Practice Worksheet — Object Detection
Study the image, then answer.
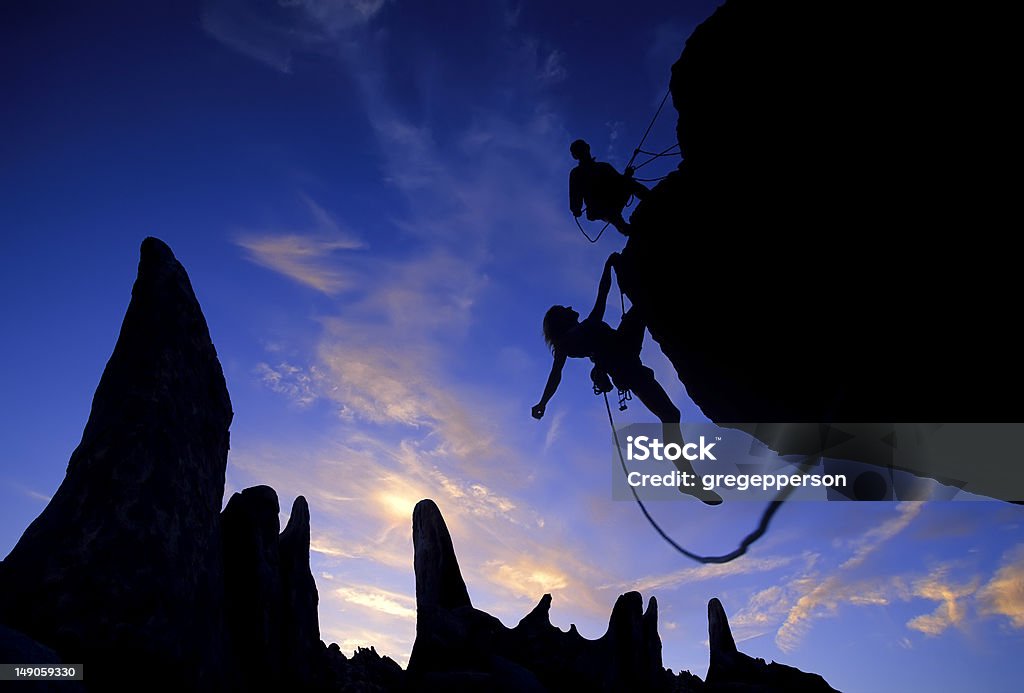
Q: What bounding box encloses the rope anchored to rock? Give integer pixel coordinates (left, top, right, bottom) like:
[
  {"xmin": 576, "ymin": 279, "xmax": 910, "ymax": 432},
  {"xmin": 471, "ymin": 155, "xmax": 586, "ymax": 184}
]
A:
[{"xmin": 573, "ymin": 87, "xmax": 680, "ymax": 244}]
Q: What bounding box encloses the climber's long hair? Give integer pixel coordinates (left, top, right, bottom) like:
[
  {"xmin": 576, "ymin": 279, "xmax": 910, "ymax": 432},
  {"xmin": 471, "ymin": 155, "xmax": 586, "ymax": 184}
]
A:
[{"xmin": 543, "ymin": 305, "xmax": 577, "ymax": 354}]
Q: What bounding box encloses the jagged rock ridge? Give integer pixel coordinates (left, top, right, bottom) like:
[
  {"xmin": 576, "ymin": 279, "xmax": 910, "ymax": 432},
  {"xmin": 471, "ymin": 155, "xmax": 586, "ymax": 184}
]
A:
[
  {"xmin": 0, "ymin": 237, "xmax": 841, "ymax": 690},
  {"xmin": 407, "ymin": 499, "xmax": 836, "ymax": 692}
]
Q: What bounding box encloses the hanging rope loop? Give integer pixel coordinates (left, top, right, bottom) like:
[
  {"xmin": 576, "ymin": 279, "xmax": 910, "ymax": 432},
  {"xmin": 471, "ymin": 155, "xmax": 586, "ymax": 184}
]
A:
[
  {"xmin": 575, "ymin": 213, "xmax": 612, "ymax": 243},
  {"xmin": 603, "ymin": 393, "xmax": 813, "ymax": 564}
]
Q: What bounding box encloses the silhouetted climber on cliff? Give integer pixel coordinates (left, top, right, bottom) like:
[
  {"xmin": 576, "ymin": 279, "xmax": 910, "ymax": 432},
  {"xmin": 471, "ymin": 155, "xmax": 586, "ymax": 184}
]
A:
[
  {"xmin": 569, "ymin": 139, "xmax": 649, "ymax": 237},
  {"xmin": 532, "ymin": 253, "xmax": 721, "ymax": 505}
]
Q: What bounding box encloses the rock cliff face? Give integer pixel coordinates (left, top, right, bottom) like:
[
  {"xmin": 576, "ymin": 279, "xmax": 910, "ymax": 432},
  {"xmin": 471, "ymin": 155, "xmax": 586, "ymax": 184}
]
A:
[
  {"xmin": 626, "ymin": 0, "xmax": 1019, "ymax": 423},
  {"xmin": 617, "ymin": 0, "xmax": 1021, "ymax": 499}
]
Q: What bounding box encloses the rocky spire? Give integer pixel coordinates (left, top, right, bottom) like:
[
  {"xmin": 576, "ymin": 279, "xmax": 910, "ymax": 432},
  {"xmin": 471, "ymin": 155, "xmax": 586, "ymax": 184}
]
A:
[
  {"xmin": 220, "ymin": 488, "xmax": 323, "ymax": 689},
  {"xmin": 706, "ymin": 597, "xmax": 838, "ymax": 691},
  {"xmin": 707, "ymin": 597, "xmax": 738, "ymax": 683},
  {"xmin": 0, "ymin": 237, "xmax": 232, "ymax": 689},
  {"xmin": 222, "ymin": 485, "xmax": 284, "ymax": 688},
  {"xmin": 604, "ymin": 592, "xmax": 664, "ymax": 689},
  {"xmin": 279, "ymin": 495, "xmax": 321, "ymax": 686},
  {"xmin": 708, "ymin": 597, "xmax": 737, "ymax": 655},
  {"xmin": 411, "ymin": 498, "xmax": 471, "ymax": 611}
]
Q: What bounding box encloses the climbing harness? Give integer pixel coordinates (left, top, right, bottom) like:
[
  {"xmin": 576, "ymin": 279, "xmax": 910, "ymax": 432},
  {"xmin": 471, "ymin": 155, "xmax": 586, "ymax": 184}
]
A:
[
  {"xmin": 616, "ymin": 388, "xmax": 632, "ymax": 412},
  {"xmin": 603, "ymin": 392, "xmax": 813, "ymax": 564},
  {"xmin": 592, "ymin": 371, "xmax": 632, "ymax": 411}
]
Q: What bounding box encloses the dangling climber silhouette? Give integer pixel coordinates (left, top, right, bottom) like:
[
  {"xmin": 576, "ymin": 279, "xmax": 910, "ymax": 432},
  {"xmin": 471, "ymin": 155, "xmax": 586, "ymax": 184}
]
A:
[
  {"xmin": 568, "ymin": 139, "xmax": 650, "ymax": 237},
  {"xmin": 531, "ymin": 252, "xmax": 722, "ymax": 505}
]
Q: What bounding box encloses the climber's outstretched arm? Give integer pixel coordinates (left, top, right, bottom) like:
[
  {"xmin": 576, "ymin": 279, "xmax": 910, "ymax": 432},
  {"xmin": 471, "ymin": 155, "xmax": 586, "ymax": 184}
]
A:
[
  {"xmin": 532, "ymin": 352, "xmax": 567, "ymax": 419},
  {"xmin": 587, "ymin": 253, "xmax": 620, "ymax": 324}
]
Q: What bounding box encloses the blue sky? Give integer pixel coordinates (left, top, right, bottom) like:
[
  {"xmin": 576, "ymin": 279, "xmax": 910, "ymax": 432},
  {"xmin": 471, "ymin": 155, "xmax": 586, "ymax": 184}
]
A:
[{"xmin": 2, "ymin": 2, "xmax": 1023, "ymax": 690}]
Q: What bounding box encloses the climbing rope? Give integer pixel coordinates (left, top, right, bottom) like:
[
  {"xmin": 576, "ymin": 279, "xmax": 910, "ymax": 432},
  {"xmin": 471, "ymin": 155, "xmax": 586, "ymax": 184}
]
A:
[
  {"xmin": 625, "ymin": 88, "xmax": 673, "ymax": 171},
  {"xmin": 572, "ymin": 92, "xmax": 793, "ymax": 562},
  {"xmin": 574, "ymin": 214, "xmax": 612, "ymax": 243},
  {"xmin": 632, "ymin": 143, "xmax": 681, "ymax": 172},
  {"xmin": 574, "ymin": 88, "xmax": 679, "ymax": 243},
  {"xmin": 603, "ymin": 393, "xmax": 813, "ymax": 564},
  {"xmin": 634, "ymin": 145, "xmax": 679, "ymax": 157}
]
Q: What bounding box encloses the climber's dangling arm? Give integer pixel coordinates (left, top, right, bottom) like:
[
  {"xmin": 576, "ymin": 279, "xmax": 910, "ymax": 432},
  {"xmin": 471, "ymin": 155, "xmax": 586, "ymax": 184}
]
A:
[
  {"xmin": 587, "ymin": 252, "xmax": 620, "ymax": 325},
  {"xmin": 532, "ymin": 351, "xmax": 567, "ymax": 420}
]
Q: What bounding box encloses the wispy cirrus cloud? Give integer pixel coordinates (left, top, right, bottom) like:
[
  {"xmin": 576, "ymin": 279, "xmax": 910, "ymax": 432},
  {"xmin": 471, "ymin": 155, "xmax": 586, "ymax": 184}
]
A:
[
  {"xmin": 201, "ymin": 0, "xmax": 389, "ymax": 73},
  {"xmin": 542, "ymin": 409, "xmax": 567, "ymax": 454},
  {"xmin": 725, "ymin": 509, "xmax": 1024, "ymax": 652},
  {"xmin": 235, "ymin": 196, "xmax": 365, "ymax": 294},
  {"xmin": 312, "ymin": 315, "xmax": 503, "ymax": 462},
  {"xmin": 775, "ymin": 502, "xmax": 923, "ymax": 650},
  {"xmin": 906, "ymin": 567, "xmax": 979, "ymax": 636},
  {"xmin": 978, "ymin": 544, "xmax": 1024, "ymax": 629},
  {"xmin": 12, "ymin": 484, "xmax": 52, "ymax": 504},
  {"xmin": 611, "ymin": 554, "xmax": 804, "ymax": 593},
  {"xmin": 255, "ymin": 361, "xmax": 321, "ymax": 407},
  {"xmin": 511, "ymin": 38, "xmax": 567, "ymax": 86},
  {"xmin": 334, "ymin": 584, "xmax": 417, "ymax": 620},
  {"xmin": 486, "ymin": 558, "xmax": 569, "ymax": 599}
]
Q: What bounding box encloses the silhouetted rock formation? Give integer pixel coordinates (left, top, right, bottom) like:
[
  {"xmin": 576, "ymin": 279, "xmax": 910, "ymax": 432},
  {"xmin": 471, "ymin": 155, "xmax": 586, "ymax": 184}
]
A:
[
  {"xmin": 706, "ymin": 599, "xmax": 836, "ymax": 692},
  {"xmin": 0, "ymin": 237, "xmax": 233, "ymax": 690},
  {"xmin": 281, "ymin": 496, "xmax": 323, "ymax": 687},
  {"xmin": 320, "ymin": 644, "xmax": 406, "ymax": 692},
  {"xmin": 0, "ymin": 238, "xmax": 402, "ymax": 691},
  {"xmin": 0, "ymin": 625, "xmax": 86, "ymax": 693},
  {"xmin": 412, "ymin": 498, "xmax": 472, "ymax": 613},
  {"xmin": 223, "ymin": 485, "xmax": 284, "ymax": 687},
  {"xmin": 221, "ymin": 487, "xmax": 324, "ymax": 690},
  {"xmin": 617, "ymin": 0, "xmax": 1021, "ymax": 500},
  {"xmin": 408, "ymin": 500, "xmax": 834, "ymax": 692},
  {"xmin": 0, "ymin": 235, "xmax": 842, "ymax": 689},
  {"xmin": 407, "ymin": 499, "xmax": 542, "ymax": 688}
]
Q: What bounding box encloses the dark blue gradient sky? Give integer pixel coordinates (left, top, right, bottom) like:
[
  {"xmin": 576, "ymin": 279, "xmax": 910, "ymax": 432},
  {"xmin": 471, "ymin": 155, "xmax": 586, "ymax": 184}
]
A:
[{"xmin": 2, "ymin": 2, "xmax": 1023, "ymax": 690}]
